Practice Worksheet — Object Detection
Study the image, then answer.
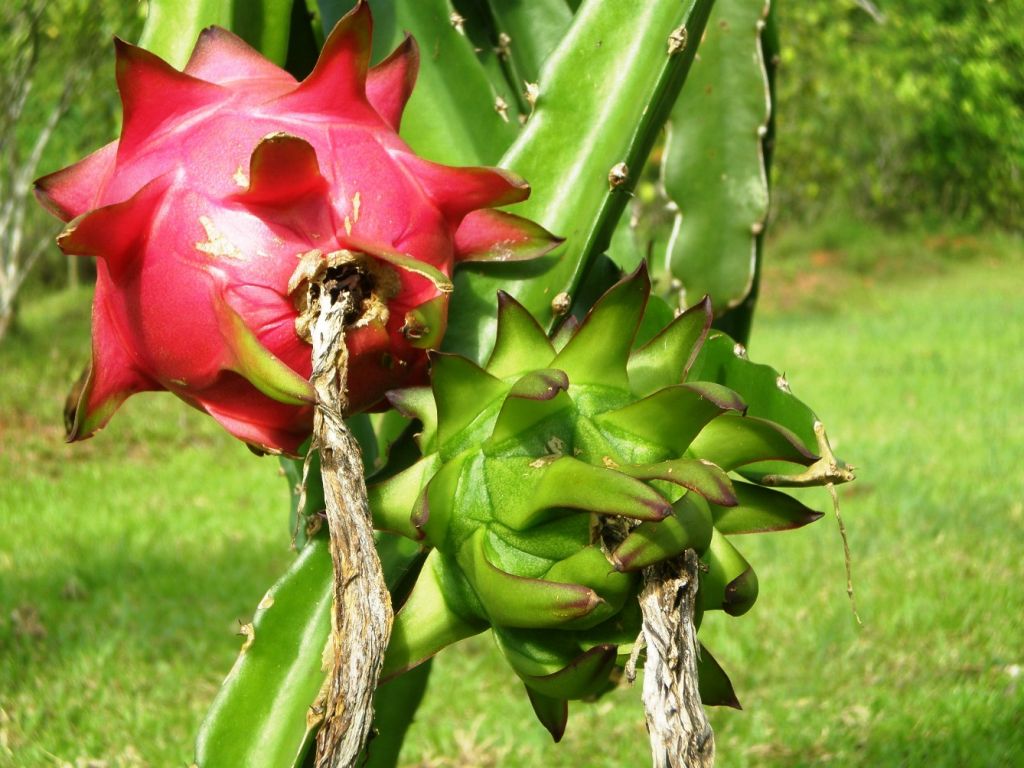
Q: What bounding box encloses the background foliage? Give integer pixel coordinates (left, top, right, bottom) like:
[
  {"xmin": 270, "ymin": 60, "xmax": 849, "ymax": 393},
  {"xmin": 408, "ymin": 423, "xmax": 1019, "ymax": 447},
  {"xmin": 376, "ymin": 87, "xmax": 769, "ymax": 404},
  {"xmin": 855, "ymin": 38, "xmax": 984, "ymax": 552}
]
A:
[
  {"xmin": 772, "ymin": 0, "xmax": 1023, "ymax": 228},
  {"xmin": 1, "ymin": 0, "xmax": 142, "ymax": 307},
  {"xmin": 4, "ymin": 0, "xmax": 1021, "ymax": 312}
]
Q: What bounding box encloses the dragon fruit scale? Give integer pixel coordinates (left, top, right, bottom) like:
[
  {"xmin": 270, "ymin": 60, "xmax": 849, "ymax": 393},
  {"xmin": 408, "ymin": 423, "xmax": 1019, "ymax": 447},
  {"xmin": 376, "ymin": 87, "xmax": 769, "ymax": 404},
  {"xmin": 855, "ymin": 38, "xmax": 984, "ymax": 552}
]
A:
[{"xmin": 36, "ymin": 1, "xmax": 558, "ymax": 455}]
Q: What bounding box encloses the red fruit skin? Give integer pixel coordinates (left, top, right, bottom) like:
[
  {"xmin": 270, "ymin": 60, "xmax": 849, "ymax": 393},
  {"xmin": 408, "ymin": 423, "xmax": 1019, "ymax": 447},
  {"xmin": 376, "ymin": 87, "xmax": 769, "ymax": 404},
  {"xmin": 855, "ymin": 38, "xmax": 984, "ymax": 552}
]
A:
[{"xmin": 35, "ymin": 2, "xmax": 555, "ymax": 456}]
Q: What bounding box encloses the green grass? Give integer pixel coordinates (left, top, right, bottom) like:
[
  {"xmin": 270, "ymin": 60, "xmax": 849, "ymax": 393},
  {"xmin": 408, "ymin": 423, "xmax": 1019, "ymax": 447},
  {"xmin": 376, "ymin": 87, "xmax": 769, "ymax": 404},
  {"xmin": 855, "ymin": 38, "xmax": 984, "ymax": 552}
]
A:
[
  {"xmin": 2, "ymin": 233, "xmax": 1022, "ymax": 767},
  {"xmin": 0, "ymin": 290, "xmax": 293, "ymax": 766}
]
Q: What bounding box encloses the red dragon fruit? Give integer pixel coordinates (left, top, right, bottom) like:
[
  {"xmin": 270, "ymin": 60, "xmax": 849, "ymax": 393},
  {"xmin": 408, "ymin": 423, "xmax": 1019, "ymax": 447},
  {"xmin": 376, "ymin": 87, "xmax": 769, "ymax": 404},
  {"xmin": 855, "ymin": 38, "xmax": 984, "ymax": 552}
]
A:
[{"xmin": 36, "ymin": 1, "xmax": 556, "ymax": 456}]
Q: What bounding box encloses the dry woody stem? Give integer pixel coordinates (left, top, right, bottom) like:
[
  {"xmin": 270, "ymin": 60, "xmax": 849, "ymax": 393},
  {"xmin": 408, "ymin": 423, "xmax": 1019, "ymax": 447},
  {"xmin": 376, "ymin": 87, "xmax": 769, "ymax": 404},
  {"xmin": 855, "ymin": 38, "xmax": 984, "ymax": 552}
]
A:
[
  {"xmin": 636, "ymin": 551, "xmax": 715, "ymax": 768},
  {"xmin": 301, "ymin": 267, "xmax": 393, "ymax": 768}
]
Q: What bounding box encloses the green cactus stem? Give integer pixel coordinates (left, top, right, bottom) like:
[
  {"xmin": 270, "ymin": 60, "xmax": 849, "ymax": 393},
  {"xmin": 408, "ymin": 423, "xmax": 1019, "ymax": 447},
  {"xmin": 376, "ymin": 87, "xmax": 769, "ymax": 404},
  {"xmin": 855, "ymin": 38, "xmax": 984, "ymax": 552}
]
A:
[
  {"xmin": 446, "ymin": 0, "xmax": 717, "ymax": 360},
  {"xmin": 195, "ymin": 536, "xmax": 334, "ymax": 767},
  {"xmin": 140, "ymin": 0, "xmax": 295, "ymax": 68},
  {"xmin": 195, "ymin": 530, "xmax": 426, "ymax": 768},
  {"xmin": 317, "ymin": 0, "xmax": 519, "ymax": 165},
  {"xmin": 660, "ymin": 0, "xmax": 774, "ymax": 335}
]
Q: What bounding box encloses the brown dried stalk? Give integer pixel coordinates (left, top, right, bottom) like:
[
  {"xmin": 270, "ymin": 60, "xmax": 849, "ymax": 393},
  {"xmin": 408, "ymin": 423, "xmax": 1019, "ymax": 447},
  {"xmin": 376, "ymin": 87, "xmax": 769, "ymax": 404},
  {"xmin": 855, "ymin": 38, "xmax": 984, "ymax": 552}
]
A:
[
  {"xmin": 299, "ymin": 264, "xmax": 393, "ymax": 768},
  {"xmin": 634, "ymin": 551, "xmax": 715, "ymax": 768}
]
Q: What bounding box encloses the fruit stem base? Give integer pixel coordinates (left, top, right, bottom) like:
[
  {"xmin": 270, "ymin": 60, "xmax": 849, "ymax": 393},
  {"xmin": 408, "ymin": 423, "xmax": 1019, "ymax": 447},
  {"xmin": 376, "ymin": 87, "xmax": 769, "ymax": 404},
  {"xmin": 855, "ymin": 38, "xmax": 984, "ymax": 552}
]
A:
[
  {"xmin": 302, "ymin": 271, "xmax": 394, "ymax": 768},
  {"xmin": 636, "ymin": 550, "xmax": 715, "ymax": 768}
]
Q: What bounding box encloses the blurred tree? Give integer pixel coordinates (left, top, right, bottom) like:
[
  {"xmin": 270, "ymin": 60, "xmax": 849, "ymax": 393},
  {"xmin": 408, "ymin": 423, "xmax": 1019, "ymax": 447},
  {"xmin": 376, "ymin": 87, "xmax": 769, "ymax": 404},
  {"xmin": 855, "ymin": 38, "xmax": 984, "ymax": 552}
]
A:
[
  {"xmin": 773, "ymin": 0, "xmax": 1023, "ymax": 228},
  {"xmin": 1, "ymin": 0, "xmax": 139, "ymax": 340}
]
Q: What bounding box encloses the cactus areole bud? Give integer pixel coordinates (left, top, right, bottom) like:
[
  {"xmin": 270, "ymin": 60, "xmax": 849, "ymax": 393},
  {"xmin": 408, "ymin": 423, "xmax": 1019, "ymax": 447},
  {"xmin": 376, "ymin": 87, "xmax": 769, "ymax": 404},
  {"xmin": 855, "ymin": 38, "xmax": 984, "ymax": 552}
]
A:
[{"xmin": 36, "ymin": 1, "xmax": 558, "ymax": 456}]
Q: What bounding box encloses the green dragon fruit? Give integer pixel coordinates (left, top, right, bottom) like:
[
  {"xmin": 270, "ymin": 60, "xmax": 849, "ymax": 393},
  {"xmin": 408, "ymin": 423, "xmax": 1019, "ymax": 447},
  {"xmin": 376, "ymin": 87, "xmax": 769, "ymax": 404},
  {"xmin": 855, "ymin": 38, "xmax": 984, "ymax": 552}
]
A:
[{"xmin": 363, "ymin": 266, "xmax": 843, "ymax": 740}]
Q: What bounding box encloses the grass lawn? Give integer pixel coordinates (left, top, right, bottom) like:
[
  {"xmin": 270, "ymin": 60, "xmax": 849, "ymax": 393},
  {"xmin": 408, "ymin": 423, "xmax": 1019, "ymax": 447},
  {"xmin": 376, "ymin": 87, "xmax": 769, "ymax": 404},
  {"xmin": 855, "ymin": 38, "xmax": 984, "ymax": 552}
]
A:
[{"xmin": 2, "ymin": 230, "xmax": 1022, "ymax": 767}]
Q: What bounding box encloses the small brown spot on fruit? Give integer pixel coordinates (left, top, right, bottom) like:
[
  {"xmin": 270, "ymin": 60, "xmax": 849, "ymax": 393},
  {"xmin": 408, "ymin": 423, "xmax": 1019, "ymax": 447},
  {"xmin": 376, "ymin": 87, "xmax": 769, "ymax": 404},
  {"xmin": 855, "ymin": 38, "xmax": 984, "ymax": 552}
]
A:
[{"xmin": 196, "ymin": 216, "xmax": 243, "ymax": 259}]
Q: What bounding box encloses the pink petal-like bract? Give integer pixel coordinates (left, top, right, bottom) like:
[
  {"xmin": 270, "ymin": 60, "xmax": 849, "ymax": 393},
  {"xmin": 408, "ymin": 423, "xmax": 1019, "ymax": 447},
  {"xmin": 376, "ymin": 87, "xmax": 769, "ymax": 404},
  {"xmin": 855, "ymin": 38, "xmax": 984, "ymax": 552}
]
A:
[{"xmin": 36, "ymin": 2, "xmax": 553, "ymax": 456}]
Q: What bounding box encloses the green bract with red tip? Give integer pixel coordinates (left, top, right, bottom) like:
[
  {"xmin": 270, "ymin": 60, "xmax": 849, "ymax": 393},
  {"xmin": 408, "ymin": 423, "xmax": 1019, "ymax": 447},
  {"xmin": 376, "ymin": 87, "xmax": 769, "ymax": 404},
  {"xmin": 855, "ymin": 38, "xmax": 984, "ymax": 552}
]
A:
[
  {"xmin": 35, "ymin": 1, "xmax": 558, "ymax": 455},
  {"xmin": 368, "ymin": 267, "xmax": 838, "ymax": 741}
]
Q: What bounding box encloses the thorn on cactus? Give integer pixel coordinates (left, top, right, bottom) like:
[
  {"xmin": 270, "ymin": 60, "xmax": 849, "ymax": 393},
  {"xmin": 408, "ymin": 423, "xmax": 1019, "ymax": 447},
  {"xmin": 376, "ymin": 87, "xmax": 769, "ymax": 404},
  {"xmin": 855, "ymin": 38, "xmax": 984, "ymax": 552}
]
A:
[
  {"xmin": 608, "ymin": 161, "xmax": 629, "ymax": 189},
  {"xmin": 448, "ymin": 11, "xmax": 466, "ymax": 35},
  {"xmin": 495, "ymin": 96, "xmax": 510, "ymax": 123},
  {"xmin": 551, "ymin": 292, "xmax": 571, "ymax": 317},
  {"xmin": 668, "ymin": 25, "xmax": 689, "ymax": 55}
]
